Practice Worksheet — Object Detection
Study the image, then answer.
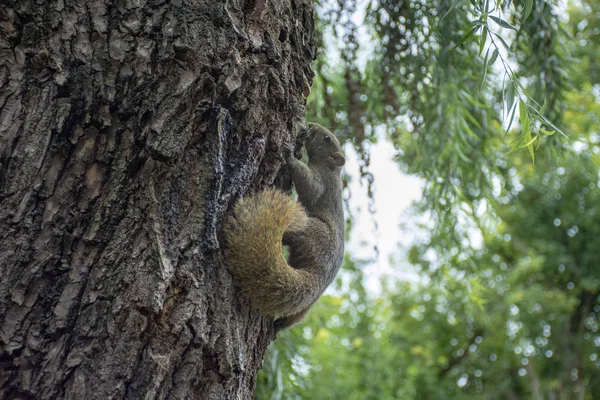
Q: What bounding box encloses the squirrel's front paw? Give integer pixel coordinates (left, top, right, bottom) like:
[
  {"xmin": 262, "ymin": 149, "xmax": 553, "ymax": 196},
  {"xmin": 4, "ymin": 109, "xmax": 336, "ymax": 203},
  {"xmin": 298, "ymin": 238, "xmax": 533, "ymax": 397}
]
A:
[{"xmin": 283, "ymin": 142, "xmax": 296, "ymax": 164}]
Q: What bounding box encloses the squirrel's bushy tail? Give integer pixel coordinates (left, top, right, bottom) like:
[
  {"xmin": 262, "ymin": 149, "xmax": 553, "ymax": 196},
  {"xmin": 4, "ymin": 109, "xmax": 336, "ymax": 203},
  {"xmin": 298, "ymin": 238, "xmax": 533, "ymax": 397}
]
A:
[{"xmin": 225, "ymin": 189, "xmax": 320, "ymax": 317}]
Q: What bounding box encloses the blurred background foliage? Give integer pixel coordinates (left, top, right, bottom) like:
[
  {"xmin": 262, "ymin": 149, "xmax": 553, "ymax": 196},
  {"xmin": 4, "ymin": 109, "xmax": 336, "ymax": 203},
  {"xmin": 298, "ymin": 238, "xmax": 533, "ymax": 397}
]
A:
[{"xmin": 256, "ymin": 0, "xmax": 600, "ymax": 399}]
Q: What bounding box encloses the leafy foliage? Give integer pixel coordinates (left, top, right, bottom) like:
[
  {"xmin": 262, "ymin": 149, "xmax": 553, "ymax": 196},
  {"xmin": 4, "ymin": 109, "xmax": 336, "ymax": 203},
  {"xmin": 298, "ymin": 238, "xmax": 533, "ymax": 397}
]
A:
[{"xmin": 257, "ymin": 0, "xmax": 600, "ymax": 399}]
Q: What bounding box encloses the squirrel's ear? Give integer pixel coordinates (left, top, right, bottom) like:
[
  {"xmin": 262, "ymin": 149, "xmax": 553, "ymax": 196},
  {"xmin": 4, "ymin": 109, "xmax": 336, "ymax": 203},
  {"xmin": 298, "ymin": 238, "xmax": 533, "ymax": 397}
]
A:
[{"xmin": 328, "ymin": 152, "xmax": 346, "ymax": 167}]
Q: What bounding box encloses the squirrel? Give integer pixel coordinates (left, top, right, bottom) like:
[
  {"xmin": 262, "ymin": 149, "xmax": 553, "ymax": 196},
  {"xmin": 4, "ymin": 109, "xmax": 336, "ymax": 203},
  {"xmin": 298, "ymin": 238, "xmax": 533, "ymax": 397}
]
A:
[{"xmin": 225, "ymin": 123, "xmax": 346, "ymax": 331}]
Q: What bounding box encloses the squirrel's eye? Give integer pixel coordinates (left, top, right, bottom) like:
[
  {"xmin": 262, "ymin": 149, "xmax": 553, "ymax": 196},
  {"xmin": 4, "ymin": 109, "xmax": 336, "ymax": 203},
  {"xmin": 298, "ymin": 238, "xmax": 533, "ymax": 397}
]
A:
[{"xmin": 324, "ymin": 135, "xmax": 331, "ymax": 142}]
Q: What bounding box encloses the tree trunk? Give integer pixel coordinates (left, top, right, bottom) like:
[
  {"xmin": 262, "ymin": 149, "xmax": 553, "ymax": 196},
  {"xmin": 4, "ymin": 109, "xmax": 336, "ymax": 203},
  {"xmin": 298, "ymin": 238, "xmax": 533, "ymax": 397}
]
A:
[{"xmin": 0, "ymin": 0, "xmax": 315, "ymax": 398}]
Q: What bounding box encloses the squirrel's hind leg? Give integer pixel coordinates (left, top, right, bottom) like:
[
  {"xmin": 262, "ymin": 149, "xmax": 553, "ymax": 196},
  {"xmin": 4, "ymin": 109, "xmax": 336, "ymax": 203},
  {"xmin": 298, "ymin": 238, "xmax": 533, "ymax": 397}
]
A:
[{"xmin": 274, "ymin": 307, "xmax": 311, "ymax": 332}]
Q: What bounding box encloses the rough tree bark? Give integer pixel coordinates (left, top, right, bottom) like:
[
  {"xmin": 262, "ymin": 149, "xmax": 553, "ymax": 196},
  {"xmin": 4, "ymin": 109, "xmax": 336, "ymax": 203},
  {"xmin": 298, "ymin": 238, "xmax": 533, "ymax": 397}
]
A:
[{"xmin": 0, "ymin": 0, "xmax": 315, "ymax": 398}]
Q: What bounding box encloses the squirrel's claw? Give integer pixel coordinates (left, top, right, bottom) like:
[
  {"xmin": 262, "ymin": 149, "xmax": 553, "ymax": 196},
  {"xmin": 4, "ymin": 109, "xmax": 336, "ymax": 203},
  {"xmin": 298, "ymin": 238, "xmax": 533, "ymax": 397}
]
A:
[{"xmin": 283, "ymin": 141, "xmax": 296, "ymax": 163}]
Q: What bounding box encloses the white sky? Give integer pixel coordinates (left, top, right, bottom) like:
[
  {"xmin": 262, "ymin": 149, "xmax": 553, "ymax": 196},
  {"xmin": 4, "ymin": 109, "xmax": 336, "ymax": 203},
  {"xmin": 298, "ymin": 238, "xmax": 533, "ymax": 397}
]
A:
[{"xmin": 343, "ymin": 138, "xmax": 423, "ymax": 291}]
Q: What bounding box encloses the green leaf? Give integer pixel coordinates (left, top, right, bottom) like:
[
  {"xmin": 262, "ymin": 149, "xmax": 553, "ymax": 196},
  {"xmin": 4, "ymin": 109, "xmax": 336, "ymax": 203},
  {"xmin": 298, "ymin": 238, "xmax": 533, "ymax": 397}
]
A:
[
  {"xmin": 455, "ymin": 143, "xmax": 473, "ymax": 163},
  {"xmin": 481, "ymin": 47, "xmax": 490, "ymax": 87},
  {"xmin": 506, "ymin": 80, "xmax": 516, "ymax": 113},
  {"xmin": 538, "ymin": 114, "xmax": 568, "ymax": 138},
  {"xmin": 519, "ymin": 99, "xmax": 530, "ymax": 135},
  {"xmin": 505, "ymin": 103, "xmax": 518, "ymax": 136},
  {"xmin": 479, "ymin": 26, "xmax": 488, "ymax": 55},
  {"xmin": 453, "ymin": 25, "xmax": 480, "ymax": 49},
  {"xmin": 490, "ymin": 15, "xmax": 517, "ymax": 30},
  {"xmin": 441, "ymin": 0, "xmax": 466, "ymax": 21},
  {"xmin": 539, "ymin": 98, "xmax": 547, "ymax": 116},
  {"xmin": 521, "ymin": 134, "xmax": 538, "ymax": 148},
  {"xmin": 528, "ymin": 141, "xmax": 535, "ymax": 162},
  {"xmin": 463, "ymin": 111, "xmax": 482, "ymax": 129},
  {"xmin": 523, "ymin": 0, "xmax": 534, "ymax": 21},
  {"xmin": 540, "ymin": 128, "xmax": 555, "ymax": 136},
  {"xmin": 461, "ymin": 119, "xmax": 480, "ymax": 141},
  {"xmin": 463, "ymin": 92, "xmax": 487, "ymax": 107},
  {"xmin": 488, "ymin": 48, "xmax": 499, "ymax": 66},
  {"xmin": 519, "ymin": 100, "xmax": 534, "ymax": 162},
  {"xmin": 493, "ymin": 32, "xmax": 512, "ymax": 53},
  {"xmin": 511, "ymin": 73, "xmax": 527, "ymax": 92}
]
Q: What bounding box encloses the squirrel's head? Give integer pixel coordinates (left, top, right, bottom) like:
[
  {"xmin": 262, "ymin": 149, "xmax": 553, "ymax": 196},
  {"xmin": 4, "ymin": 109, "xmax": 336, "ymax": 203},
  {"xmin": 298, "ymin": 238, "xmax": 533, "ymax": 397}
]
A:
[{"xmin": 304, "ymin": 123, "xmax": 346, "ymax": 169}]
